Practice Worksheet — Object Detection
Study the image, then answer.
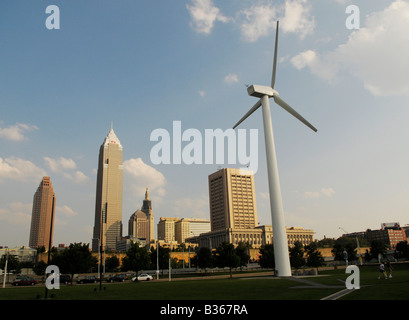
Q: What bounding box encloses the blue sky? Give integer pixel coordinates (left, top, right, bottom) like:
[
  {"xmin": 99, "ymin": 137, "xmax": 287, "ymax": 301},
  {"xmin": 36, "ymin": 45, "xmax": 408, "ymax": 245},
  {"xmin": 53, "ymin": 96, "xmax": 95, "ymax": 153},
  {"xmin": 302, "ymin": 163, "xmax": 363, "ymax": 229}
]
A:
[{"xmin": 1, "ymin": 0, "xmax": 409, "ymax": 247}]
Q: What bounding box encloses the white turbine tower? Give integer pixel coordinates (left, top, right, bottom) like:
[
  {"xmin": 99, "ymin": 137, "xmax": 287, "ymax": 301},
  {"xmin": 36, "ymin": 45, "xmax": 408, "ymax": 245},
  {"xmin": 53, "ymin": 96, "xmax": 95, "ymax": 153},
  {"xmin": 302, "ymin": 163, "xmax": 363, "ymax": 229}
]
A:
[{"xmin": 233, "ymin": 21, "xmax": 317, "ymax": 277}]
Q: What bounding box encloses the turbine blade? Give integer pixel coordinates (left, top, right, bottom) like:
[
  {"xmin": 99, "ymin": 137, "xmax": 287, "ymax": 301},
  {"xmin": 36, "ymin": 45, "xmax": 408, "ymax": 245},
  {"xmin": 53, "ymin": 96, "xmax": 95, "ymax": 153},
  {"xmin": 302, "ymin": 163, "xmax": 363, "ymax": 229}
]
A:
[
  {"xmin": 233, "ymin": 99, "xmax": 262, "ymax": 129},
  {"xmin": 273, "ymin": 95, "xmax": 317, "ymax": 132},
  {"xmin": 271, "ymin": 21, "xmax": 279, "ymax": 89}
]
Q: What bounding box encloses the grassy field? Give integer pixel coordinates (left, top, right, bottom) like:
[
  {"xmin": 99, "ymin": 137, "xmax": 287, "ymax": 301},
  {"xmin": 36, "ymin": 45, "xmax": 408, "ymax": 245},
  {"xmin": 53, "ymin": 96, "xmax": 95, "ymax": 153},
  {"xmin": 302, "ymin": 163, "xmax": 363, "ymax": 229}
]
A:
[{"xmin": 0, "ymin": 263, "xmax": 408, "ymax": 301}]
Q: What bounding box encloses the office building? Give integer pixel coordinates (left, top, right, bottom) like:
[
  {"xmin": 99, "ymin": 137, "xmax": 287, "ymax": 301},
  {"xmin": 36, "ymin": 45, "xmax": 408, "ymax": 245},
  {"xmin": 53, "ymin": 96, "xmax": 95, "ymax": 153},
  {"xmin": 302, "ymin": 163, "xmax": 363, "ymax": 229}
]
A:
[
  {"xmin": 197, "ymin": 168, "xmax": 314, "ymax": 249},
  {"xmin": 208, "ymin": 168, "xmax": 258, "ymax": 231},
  {"xmin": 175, "ymin": 218, "xmax": 211, "ymax": 243},
  {"xmin": 128, "ymin": 188, "xmax": 155, "ymax": 245},
  {"xmin": 342, "ymin": 222, "xmax": 408, "ymax": 250},
  {"xmin": 285, "ymin": 227, "xmax": 315, "ymax": 247},
  {"xmin": 366, "ymin": 223, "xmax": 407, "ymax": 250},
  {"xmin": 29, "ymin": 177, "xmax": 56, "ymax": 249},
  {"xmin": 157, "ymin": 217, "xmax": 179, "ymax": 242},
  {"xmin": 197, "ymin": 168, "xmax": 260, "ymax": 248},
  {"xmin": 92, "ymin": 126, "xmax": 124, "ymax": 252}
]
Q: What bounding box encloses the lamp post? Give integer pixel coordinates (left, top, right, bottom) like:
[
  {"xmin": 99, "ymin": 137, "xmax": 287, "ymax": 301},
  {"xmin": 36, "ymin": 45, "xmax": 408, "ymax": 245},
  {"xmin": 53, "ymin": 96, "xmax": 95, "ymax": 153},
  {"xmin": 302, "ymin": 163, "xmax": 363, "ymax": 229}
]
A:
[
  {"xmin": 45, "ymin": 196, "xmax": 55, "ymax": 299},
  {"xmin": 168, "ymin": 256, "xmax": 171, "ymax": 282},
  {"xmin": 2, "ymin": 248, "xmax": 9, "ymax": 288},
  {"xmin": 92, "ymin": 238, "xmax": 101, "ymax": 283},
  {"xmin": 156, "ymin": 240, "xmax": 160, "ymax": 280},
  {"xmin": 188, "ymin": 246, "xmax": 191, "ymax": 269}
]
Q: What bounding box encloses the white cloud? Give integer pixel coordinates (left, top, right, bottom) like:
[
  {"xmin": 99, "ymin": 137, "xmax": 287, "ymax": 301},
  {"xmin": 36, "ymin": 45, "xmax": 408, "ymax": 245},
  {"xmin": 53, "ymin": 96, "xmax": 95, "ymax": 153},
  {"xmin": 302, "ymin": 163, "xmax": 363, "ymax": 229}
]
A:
[
  {"xmin": 186, "ymin": 0, "xmax": 229, "ymax": 34},
  {"xmin": 44, "ymin": 157, "xmax": 88, "ymax": 183},
  {"xmin": 198, "ymin": 90, "xmax": 206, "ymax": 97},
  {"xmin": 259, "ymin": 192, "xmax": 270, "ymax": 200},
  {"xmin": 172, "ymin": 194, "xmax": 209, "ymax": 219},
  {"xmin": 56, "ymin": 205, "xmax": 78, "ymax": 218},
  {"xmin": 123, "ymin": 157, "xmax": 167, "ymax": 199},
  {"xmin": 292, "ymin": 1, "xmax": 409, "ymax": 97},
  {"xmin": 239, "ymin": 0, "xmax": 315, "ymax": 42},
  {"xmin": 0, "ymin": 123, "xmax": 38, "ymax": 141},
  {"xmin": 224, "ymin": 73, "xmax": 239, "ymax": 84},
  {"xmin": 185, "ymin": 0, "xmax": 315, "ymax": 41},
  {"xmin": 0, "ymin": 202, "xmax": 32, "ymax": 225},
  {"xmin": 304, "ymin": 188, "xmax": 335, "ymax": 199},
  {"xmin": 44, "ymin": 157, "xmax": 76, "ymax": 172},
  {"xmin": 281, "ymin": 0, "xmax": 315, "ymax": 39},
  {"xmin": 0, "ymin": 157, "xmax": 46, "ymax": 181},
  {"xmin": 240, "ymin": 4, "xmax": 278, "ymax": 42},
  {"xmin": 291, "ymin": 50, "xmax": 339, "ymax": 81}
]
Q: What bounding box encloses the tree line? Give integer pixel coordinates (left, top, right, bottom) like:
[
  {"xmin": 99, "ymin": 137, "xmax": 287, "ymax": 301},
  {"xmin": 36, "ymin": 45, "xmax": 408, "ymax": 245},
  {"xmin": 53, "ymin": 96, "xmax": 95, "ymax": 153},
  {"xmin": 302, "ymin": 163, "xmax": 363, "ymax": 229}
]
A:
[{"xmin": 2, "ymin": 238, "xmax": 409, "ymax": 280}]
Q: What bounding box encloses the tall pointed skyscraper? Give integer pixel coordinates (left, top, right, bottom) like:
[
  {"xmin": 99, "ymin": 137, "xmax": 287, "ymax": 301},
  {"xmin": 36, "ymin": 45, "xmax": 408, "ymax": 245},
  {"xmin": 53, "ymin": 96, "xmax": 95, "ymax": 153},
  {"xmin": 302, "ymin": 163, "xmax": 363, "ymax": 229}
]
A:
[
  {"xmin": 128, "ymin": 187, "xmax": 155, "ymax": 245},
  {"xmin": 141, "ymin": 187, "xmax": 154, "ymax": 244},
  {"xmin": 92, "ymin": 126, "xmax": 124, "ymax": 252},
  {"xmin": 29, "ymin": 177, "xmax": 56, "ymax": 249}
]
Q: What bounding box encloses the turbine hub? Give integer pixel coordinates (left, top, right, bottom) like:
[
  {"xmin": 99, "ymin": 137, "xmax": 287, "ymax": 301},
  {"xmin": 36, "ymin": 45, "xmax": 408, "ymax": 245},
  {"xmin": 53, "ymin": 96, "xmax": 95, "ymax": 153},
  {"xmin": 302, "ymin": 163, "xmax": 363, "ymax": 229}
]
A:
[{"xmin": 247, "ymin": 85, "xmax": 277, "ymax": 98}]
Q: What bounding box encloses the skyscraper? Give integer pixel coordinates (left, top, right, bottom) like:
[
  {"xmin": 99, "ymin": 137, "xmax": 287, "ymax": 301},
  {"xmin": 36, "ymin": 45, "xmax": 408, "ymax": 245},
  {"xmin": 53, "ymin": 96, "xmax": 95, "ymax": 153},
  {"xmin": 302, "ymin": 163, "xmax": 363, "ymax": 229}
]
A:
[
  {"xmin": 92, "ymin": 126, "xmax": 123, "ymax": 252},
  {"xmin": 208, "ymin": 168, "xmax": 258, "ymax": 231},
  {"xmin": 29, "ymin": 177, "xmax": 56, "ymax": 249},
  {"xmin": 128, "ymin": 187, "xmax": 155, "ymax": 245},
  {"xmin": 198, "ymin": 168, "xmax": 261, "ymax": 249}
]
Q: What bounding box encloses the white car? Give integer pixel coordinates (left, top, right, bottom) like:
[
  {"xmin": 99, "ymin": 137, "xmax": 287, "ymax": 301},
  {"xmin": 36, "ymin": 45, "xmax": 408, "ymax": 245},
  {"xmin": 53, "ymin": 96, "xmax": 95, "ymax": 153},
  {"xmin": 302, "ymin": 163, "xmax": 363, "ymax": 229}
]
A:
[{"xmin": 133, "ymin": 273, "xmax": 153, "ymax": 281}]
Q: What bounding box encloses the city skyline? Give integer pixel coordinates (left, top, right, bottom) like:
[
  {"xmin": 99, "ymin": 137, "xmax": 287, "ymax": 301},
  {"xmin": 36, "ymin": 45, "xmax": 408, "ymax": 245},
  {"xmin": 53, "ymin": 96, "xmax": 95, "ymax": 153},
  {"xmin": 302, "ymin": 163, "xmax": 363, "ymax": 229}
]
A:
[{"xmin": 1, "ymin": 1, "xmax": 409, "ymax": 247}]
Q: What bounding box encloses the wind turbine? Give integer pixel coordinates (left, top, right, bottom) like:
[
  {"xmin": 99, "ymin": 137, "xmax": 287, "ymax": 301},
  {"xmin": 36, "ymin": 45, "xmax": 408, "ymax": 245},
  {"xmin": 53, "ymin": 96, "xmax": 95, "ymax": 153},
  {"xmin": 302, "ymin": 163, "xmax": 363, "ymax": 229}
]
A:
[{"xmin": 233, "ymin": 21, "xmax": 317, "ymax": 277}]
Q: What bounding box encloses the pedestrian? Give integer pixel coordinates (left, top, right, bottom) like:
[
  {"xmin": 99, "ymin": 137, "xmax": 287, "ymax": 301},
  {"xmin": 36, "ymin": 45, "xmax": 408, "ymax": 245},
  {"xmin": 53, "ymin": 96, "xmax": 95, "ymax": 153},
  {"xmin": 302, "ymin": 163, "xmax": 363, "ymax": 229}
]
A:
[
  {"xmin": 385, "ymin": 260, "xmax": 393, "ymax": 278},
  {"xmin": 378, "ymin": 262, "xmax": 387, "ymax": 279}
]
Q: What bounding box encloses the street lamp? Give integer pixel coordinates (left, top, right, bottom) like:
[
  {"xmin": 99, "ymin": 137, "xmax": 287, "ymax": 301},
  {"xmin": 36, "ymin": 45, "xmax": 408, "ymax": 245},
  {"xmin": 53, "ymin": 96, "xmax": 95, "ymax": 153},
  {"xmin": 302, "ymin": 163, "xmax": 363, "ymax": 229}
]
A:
[
  {"xmin": 92, "ymin": 238, "xmax": 101, "ymax": 281},
  {"xmin": 156, "ymin": 240, "xmax": 159, "ymax": 280},
  {"xmin": 2, "ymin": 248, "xmax": 9, "ymax": 288}
]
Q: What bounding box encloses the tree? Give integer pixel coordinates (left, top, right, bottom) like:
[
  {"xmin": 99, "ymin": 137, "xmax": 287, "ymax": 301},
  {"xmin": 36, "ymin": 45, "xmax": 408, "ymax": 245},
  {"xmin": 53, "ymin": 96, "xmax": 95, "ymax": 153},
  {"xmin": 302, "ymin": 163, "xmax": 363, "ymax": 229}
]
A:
[
  {"xmin": 370, "ymin": 240, "xmax": 387, "ymax": 261},
  {"xmin": 121, "ymin": 242, "xmax": 150, "ymax": 275},
  {"xmin": 259, "ymin": 244, "xmax": 275, "ymax": 269},
  {"xmin": 332, "ymin": 237, "xmax": 357, "ymax": 262},
  {"xmin": 235, "ymin": 242, "xmax": 250, "ymax": 270},
  {"xmin": 150, "ymin": 245, "xmax": 170, "ymax": 272},
  {"xmin": 305, "ymin": 241, "xmax": 324, "ymax": 267},
  {"xmin": 195, "ymin": 247, "xmax": 214, "ymax": 272},
  {"xmin": 214, "ymin": 242, "xmax": 240, "ymax": 278},
  {"xmin": 364, "ymin": 249, "xmax": 372, "ymax": 263},
  {"xmin": 289, "ymin": 241, "xmax": 305, "ymax": 269},
  {"xmin": 316, "ymin": 237, "xmax": 335, "ymax": 248},
  {"xmin": 105, "ymin": 255, "xmax": 120, "ymax": 272},
  {"xmin": 395, "ymin": 241, "xmax": 409, "ymax": 260},
  {"xmin": 0, "ymin": 253, "xmax": 21, "ymax": 274},
  {"xmin": 50, "ymin": 243, "xmax": 97, "ymax": 283},
  {"xmin": 32, "ymin": 260, "xmax": 48, "ymax": 276}
]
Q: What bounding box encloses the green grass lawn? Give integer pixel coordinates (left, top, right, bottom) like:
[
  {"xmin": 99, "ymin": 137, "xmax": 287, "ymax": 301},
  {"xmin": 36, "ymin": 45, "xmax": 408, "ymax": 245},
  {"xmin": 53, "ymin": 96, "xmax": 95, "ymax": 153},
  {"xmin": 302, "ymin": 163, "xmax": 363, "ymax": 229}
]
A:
[{"xmin": 0, "ymin": 264, "xmax": 408, "ymax": 301}]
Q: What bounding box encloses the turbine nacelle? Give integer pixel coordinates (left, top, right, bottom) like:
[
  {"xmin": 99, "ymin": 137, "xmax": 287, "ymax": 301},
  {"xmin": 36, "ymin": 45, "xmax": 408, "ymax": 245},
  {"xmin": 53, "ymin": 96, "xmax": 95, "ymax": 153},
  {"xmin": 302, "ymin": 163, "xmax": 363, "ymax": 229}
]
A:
[{"xmin": 247, "ymin": 85, "xmax": 279, "ymax": 98}]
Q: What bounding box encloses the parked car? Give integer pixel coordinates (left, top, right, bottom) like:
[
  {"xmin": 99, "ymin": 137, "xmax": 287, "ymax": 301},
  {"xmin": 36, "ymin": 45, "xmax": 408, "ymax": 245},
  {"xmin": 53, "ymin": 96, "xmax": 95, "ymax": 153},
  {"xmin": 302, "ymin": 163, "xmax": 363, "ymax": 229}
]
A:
[
  {"xmin": 12, "ymin": 276, "xmax": 38, "ymax": 286},
  {"xmin": 132, "ymin": 273, "xmax": 153, "ymax": 282},
  {"xmin": 106, "ymin": 274, "xmax": 127, "ymax": 282},
  {"xmin": 76, "ymin": 276, "xmax": 98, "ymax": 284},
  {"xmin": 59, "ymin": 275, "xmax": 71, "ymax": 285}
]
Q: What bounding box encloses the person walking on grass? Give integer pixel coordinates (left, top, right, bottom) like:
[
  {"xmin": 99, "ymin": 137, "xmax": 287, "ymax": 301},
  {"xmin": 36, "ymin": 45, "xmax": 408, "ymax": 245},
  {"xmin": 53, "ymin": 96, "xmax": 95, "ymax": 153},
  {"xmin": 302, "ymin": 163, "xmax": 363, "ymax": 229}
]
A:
[
  {"xmin": 378, "ymin": 262, "xmax": 387, "ymax": 279},
  {"xmin": 385, "ymin": 260, "xmax": 393, "ymax": 278}
]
